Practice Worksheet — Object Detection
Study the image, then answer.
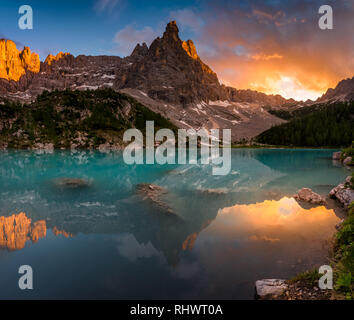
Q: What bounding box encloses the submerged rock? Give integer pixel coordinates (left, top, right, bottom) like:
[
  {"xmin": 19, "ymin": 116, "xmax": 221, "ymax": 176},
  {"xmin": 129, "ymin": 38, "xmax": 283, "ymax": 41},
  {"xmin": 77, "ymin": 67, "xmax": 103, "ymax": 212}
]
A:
[
  {"xmin": 293, "ymin": 188, "xmax": 326, "ymax": 205},
  {"xmin": 255, "ymin": 279, "xmax": 288, "ymax": 299},
  {"xmin": 329, "ymin": 183, "xmax": 354, "ymax": 208},
  {"xmin": 53, "ymin": 178, "xmax": 91, "ymax": 189}
]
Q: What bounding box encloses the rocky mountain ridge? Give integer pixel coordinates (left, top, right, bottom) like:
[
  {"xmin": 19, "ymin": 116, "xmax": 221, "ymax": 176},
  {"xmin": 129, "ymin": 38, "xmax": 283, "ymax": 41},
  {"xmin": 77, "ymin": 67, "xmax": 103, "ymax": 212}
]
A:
[
  {"xmin": 0, "ymin": 21, "xmax": 352, "ymax": 141},
  {"xmin": 0, "ymin": 21, "xmax": 293, "ymax": 110},
  {"xmin": 318, "ymin": 76, "xmax": 354, "ymax": 103}
]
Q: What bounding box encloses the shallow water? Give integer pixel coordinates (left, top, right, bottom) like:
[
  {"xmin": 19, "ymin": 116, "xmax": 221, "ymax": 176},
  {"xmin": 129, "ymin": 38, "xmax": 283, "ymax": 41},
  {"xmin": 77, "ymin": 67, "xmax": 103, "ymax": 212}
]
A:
[{"xmin": 0, "ymin": 149, "xmax": 350, "ymax": 299}]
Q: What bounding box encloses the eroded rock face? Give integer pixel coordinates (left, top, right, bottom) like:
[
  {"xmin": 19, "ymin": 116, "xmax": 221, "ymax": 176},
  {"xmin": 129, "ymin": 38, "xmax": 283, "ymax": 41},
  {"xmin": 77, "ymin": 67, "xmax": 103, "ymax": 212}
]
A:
[
  {"xmin": 115, "ymin": 21, "xmax": 222, "ymax": 105},
  {"xmin": 0, "ymin": 40, "xmax": 40, "ymax": 81},
  {"xmin": 293, "ymin": 188, "xmax": 326, "ymax": 205},
  {"xmin": 0, "ymin": 45, "xmax": 124, "ymax": 103},
  {"xmin": 255, "ymin": 279, "xmax": 288, "ymax": 299}
]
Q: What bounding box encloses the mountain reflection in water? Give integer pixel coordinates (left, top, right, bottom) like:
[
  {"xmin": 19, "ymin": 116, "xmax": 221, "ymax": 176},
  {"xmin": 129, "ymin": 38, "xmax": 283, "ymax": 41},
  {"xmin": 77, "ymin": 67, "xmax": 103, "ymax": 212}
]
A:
[
  {"xmin": 0, "ymin": 149, "xmax": 348, "ymax": 299},
  {"xmin": 0, "ymin": 213, "xmax": 73, "ymax": 251},
  {"xmin": 0, "ymin": 198, "xmax": 339, "ymax": 283},
  {"xmin": 202, "ymin": 197, "xmax": 339, "ymax": 259}
]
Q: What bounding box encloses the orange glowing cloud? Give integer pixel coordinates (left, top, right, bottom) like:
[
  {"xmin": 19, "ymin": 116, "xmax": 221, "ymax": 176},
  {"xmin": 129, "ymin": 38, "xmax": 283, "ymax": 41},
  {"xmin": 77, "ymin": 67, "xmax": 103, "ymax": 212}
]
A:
[
  {"xmin": 194, "ymin": 0, "xmax": 354, "ymax": 101},
  {"xmin": 205, "ymin": 197, "xmax": 340, "ymax": 246},
  {"xmin": 218, "ymin": 197, "xmax": 339, "ymax": 230}
]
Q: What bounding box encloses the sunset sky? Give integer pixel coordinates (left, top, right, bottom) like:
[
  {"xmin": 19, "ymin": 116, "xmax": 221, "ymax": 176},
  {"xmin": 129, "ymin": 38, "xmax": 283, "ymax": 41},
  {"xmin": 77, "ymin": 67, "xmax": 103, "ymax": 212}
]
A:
[{"xmin": 0, "ymin": 0, "xmax": 353, "ymax": 101}]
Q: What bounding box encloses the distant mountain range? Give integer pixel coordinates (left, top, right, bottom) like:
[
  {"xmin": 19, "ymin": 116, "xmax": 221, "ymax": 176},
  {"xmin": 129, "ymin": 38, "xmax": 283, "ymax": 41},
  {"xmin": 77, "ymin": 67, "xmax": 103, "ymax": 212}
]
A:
[
  {"xmin": 0, "ymin": 21, "xmax": 353, "ymax": 141},
  {"xmin": 318, "ymin": 76, "xmax": 354, "ymax": 103}
]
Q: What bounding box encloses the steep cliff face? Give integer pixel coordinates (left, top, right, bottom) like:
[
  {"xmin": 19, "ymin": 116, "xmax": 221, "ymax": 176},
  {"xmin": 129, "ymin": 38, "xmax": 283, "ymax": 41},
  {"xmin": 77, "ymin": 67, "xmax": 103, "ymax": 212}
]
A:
[
  {"xmin": 115, "ymin": 21, "xmax": 224, "ymax": 105},
  {"xmin": 0, "ymin": 40, "xmax": 40, "ymax": 81}
]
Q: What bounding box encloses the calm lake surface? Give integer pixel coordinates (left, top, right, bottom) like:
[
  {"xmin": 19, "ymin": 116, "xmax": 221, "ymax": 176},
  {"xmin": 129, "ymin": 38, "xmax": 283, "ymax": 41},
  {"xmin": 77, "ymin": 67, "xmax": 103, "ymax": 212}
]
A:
[{"xmin": 0, "ymin": 149, "xmax": 350, "ymax": 299}]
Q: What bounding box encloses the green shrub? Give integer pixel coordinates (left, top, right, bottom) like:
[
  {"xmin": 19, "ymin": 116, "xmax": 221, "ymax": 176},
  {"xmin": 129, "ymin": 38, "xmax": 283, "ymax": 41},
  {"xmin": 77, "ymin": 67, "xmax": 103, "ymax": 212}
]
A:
[
  {"xmin": 334, "ymin": 201, "xmax": 354, "ymax": 298},
  {"xmin": 342, "ymin": 147, "xmax": 354, "ymax": 158},
  {"xmin": 349, "ymin": 202, "xmax": 354, "ymax": 216},
  {"xmin": 336, "ymin": 216, "xmax": 354, "ymax": 246},
  {"xmin": 290, "ymin": 268, "xmax": 321, "ymax": 287},
  {"xmin": 336, "ymin": 272, "xmax": 353, "ymax": 295}
]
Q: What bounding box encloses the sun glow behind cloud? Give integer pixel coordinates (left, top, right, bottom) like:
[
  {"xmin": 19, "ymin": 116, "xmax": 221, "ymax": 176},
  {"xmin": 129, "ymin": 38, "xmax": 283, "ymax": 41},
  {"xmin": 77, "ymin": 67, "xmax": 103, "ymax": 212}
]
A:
[
  {"xmin": 196, "ymin": 0, "xmax": 354, "ymax": 101},
  {"xmin": 249, "ymin": 76, "xmax": 324, "ymax": 101}
]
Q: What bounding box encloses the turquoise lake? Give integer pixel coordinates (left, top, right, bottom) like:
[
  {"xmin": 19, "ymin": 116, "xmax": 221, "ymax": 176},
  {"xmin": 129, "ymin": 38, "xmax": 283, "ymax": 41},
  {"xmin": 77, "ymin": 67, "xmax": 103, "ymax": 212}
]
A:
[{"xmin": 0, "ymin": 149, "xmax": 351, "ymax": 299}]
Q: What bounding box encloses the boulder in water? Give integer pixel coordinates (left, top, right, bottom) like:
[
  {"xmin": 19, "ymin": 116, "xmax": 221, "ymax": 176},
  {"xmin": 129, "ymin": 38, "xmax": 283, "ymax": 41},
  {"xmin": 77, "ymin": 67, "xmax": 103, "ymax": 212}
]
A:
[
  {"xmin": 293, "ymin": 188, "xmax": 326, "ymax": 205},
  {"xmin": 329, "ymin": 183, "xmax": 354, "ymax": 208}
]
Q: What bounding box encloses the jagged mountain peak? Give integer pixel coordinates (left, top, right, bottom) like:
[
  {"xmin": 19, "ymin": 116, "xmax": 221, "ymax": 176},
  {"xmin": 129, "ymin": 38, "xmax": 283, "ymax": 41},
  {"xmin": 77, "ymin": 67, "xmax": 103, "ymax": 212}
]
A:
[
  {"xmin": 160, "ymin": 21, "xmax": 200, "ymax": 60},
  {"xmin": 115, "ymin": 21, "xmax": 221, "ymax": 104},
  {"xmin": 130, "ymin": 42, "xmax": 149, "ymax": 59},
  {"xmin": 163, "ymin": 20, "xmax": 180, "ymax": 42},
  {"xmin": 318, "ymin": 76, "xmax": 354, "ymax": 102},
  {"xmin": 45, "ymin": 52, "xmax": 73, "ymax": 66},
  {"xmin": 0, "ymin": 39, "xmax": 40, "ymax": 81}
]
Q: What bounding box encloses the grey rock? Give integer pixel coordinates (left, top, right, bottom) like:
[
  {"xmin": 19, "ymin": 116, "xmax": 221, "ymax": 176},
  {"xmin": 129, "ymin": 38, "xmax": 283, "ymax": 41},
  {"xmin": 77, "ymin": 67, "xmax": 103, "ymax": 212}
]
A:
[
  {"xmin": 329, "ymin": 184, "xmax": 354, "ymax": 208},
  {"xmin": 255, "ymin": 279, "xmax": 288, "ymax": 299},
  {"xmin": 293, "ymin": 188, "xmax": 326, "ymax": 205}
]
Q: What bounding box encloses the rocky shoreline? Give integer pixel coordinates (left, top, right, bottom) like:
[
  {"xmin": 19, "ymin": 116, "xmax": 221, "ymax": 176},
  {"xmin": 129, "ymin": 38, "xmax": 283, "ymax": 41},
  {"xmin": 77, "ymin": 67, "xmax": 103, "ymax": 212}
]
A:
[{"xmin": 255, "ymin": 150, "xmax": 354, "ymax": 300}]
